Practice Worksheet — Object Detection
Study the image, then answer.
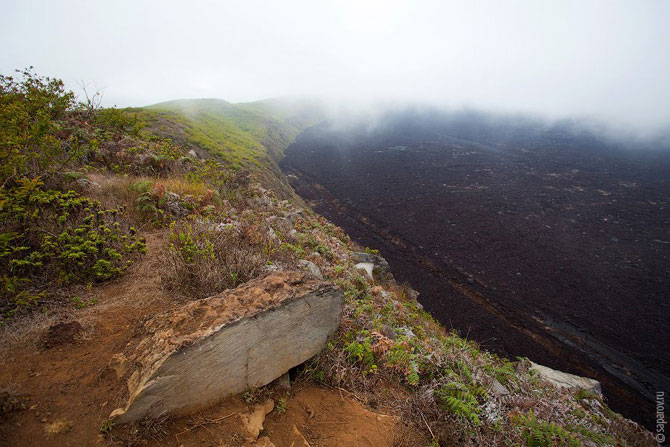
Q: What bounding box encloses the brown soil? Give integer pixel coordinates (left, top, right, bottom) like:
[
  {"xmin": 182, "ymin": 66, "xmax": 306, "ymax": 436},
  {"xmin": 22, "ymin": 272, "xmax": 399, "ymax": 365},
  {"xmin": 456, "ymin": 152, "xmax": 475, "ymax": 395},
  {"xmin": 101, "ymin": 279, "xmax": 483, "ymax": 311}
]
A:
[
  {"xmin": 112, "ymin": 384, "xmax": 406, "ymax": 447},
  {"xmin": 0, "ymin": 232, "xmax": 410, "ymax": 447},
  {"xmin": 265, "ymin": 386, "xmax": 399, "ymax": 447},
  {"xmin": 41, "ymin": 321, "xmax": 84, "ymax": 350}
]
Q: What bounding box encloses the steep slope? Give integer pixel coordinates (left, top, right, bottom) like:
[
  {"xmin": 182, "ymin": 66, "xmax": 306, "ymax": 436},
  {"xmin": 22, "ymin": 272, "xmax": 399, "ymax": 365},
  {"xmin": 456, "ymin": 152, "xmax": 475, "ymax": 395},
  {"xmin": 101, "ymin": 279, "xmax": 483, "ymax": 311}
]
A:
[
  {"xmin": 0, "ymin": 71, "xmax": 657, "ymax": 446},
  {"xmin": 281, "ymin": 111, "xmax": 670, "ymax": 430}
]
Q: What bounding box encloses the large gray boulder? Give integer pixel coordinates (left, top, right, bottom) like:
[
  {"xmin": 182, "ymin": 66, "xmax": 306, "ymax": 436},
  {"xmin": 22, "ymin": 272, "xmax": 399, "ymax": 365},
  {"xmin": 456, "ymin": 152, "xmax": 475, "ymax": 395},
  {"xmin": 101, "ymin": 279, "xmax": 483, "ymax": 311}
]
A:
[
  {"xmin": 110, "ymin": 272, "xmax": 344, "ymax": 423},
  {"xmin": 529, "ymin": 361, "xmax": 602, "ymax": 396}
]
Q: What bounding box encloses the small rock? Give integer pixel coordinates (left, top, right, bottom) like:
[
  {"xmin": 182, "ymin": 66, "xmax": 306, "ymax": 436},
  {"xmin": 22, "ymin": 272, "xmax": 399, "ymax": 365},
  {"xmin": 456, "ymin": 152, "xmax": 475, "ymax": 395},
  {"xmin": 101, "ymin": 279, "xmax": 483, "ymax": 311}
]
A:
[
  {"xmin": 404, "ymin": 287, "xmax": 420, "ymax": 300},
  {"xmin": 239, "ymin": 399, "xmax": 274, "ymax": 441},
  {"xmin": 164, "ymin": 192, "xmax": 188, "ymax": 217},
  {"xmin": 529, "ymin": 361, "xmax": 601, "ymax": 395},
  {"xmin": 76, "ymin": 178, "xmax": 100, "ymax": 189},
  {"xmin": 265, "ymin": 264, "xmax": 282, "ymax": 273},
  {"xmin": 284, "ymin": 209, "xmax": 304, "ymax": 224},
  {"xmin": 108, "ymin": 353, "xmax": 128, "ymax": 380},
  {"xmin": 491, "ymin": 379, "xmax": 510, "ymax": 396},
  {"xmin": 297, "ymin": 260, "xmax": 323, "ymax": 280},
  {"xmin": 215, "ymin": 222, "xmax": 237, "ymax": 232},
  {"xmin": 355, "ymin": 262, "xmax": 374, "ymax": 279},
  {"xmin": 381, "ymin": 325, "xmax": 396, "ymax": 341},
  {"xmin": 272, "ymin": 372, "xmax": 291, "ymax": 391},
  {"xmin": 266, "ymin": 216, "xmax": 293, "ymax": 234},
  {"xmin": 351, "ymin": 252, "xmax": 393, "ymax": 281}
]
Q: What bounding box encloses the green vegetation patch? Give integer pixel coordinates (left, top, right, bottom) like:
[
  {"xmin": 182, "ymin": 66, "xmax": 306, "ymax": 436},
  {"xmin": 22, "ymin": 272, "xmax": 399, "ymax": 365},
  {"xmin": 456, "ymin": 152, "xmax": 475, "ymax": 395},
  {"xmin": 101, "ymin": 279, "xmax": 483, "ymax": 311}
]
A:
[{"xmin": 0, "ymin": 178, "xmax": 145, "ymax": 320}]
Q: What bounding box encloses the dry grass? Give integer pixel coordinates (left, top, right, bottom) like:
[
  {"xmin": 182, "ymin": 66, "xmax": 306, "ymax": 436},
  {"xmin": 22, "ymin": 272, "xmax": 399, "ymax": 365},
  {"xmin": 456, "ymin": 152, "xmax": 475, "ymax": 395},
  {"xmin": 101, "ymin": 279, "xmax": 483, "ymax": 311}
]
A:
[
  {"xmin": 87, "ymin": 173, "xmax": 211, "ymax": 216},
  {"xmin": 45, "ymin": 420, "xmax": 73, "ymax": 435},
  {"xmin": 86, "ymin": 173, "xmax": 139, "ymax": 211},
  {"xmin": 160, "ymin": 218, "xmax": 274, "ymax": 299},
  {"xmin": 0, "ymin": 383, "xmax": 25, "ymax": 419},
  {"xmin": 108, "ymin": 415, "xmax": 171, "ymax": 446},
  {"xmin": 148, "ymin": 176, "xmax": 210, "ymax": 198},
  {"xmin": 88, "ymin": 173, "xmax": 210, "ymax": 199},
  {"xmin": 0, "ymin": 305, "xmax": 76, "ymax": 352}
]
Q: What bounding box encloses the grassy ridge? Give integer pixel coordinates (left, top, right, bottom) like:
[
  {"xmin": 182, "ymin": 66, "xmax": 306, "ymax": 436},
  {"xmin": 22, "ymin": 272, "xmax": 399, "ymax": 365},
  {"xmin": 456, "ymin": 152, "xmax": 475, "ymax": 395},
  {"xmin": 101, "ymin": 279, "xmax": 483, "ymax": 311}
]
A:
[{"xmin": 143, "ymin": 97, "xmax": 324, "ymax": 169}]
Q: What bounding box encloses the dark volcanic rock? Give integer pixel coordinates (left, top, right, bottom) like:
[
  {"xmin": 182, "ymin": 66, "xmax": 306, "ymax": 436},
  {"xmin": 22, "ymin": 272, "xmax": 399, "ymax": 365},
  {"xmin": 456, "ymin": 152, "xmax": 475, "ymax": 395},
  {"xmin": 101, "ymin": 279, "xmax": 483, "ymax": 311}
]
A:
[{"xmin": 280, "ymin": 109, "xmax": 670, "ymax": 429}]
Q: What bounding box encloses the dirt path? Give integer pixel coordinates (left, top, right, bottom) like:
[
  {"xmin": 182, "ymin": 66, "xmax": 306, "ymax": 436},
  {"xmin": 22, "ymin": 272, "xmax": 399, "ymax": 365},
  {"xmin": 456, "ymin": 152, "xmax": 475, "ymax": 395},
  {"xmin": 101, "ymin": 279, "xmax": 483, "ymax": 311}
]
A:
[
  {"xmin": 0, "ymin": 232, "xmax": 406, "ymax": 447},
  {"xmin": 0, "ymin": 232, "xmax": 175, "ymax": 446},
  {"xmin": 122, "ymin": 384, "xmax": 404, "ymax": 447}
]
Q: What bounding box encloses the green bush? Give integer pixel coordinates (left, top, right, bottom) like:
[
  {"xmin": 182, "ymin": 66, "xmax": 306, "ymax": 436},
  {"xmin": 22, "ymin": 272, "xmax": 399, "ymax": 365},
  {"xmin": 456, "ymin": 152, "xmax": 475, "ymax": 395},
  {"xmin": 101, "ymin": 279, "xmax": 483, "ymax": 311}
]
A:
[
  {"xmin": 94, "ymin": 107, "xmax": 143, "ymax": 135},
  {"xmin": 0, "ymin": 68, "xmax": 78, "ymax": 185},
  {"xmin": 0, "ymin": 178, "xmax": 145, "ymax": 320}
]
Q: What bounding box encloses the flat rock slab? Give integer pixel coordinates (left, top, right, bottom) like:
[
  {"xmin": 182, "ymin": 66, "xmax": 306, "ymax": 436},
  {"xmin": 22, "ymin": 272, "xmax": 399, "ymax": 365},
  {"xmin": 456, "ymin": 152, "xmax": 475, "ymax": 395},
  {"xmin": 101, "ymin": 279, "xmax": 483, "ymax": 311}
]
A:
[
  {"xmin": 530, "ymin": 361, "xmax": 602, "ymax": 395},
  {"xmin": 111, "ymin": 271, "xmax": 344, "ymax": 423}
]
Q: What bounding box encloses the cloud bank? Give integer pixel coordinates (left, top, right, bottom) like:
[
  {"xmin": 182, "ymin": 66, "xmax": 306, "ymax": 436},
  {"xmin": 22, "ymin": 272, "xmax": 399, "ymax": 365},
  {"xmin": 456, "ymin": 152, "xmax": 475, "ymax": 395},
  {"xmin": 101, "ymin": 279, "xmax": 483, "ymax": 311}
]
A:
[{"xmin": 2, "ymin": 0, "xmax": 669, "ymax": 133}]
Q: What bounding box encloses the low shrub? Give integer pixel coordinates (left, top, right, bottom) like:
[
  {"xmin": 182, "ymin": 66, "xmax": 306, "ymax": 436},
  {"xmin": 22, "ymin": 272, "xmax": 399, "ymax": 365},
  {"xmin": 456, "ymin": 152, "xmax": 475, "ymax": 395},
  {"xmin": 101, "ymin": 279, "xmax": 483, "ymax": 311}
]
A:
[
  {"xmin": 0, "ymin": 384, "xmax": 25, "ymax": 418},
  {"xmin": 162, "ymin": 218, "xmax": 273, "ymax": 299},
  {"xmin": 0, "ymin": 177, "xmax": 146, "ymax": 320}
]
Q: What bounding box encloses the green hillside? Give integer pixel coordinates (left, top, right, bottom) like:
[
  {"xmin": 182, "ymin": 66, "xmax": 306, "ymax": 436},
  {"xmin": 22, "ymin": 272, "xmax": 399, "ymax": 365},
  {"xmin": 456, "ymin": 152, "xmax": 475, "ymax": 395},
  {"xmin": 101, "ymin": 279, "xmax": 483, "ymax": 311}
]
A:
[
  {"xmin": 131, "ymin": 97, "xmax": 324, "ymax": 199},
  {"xmin": 142, "ymin": 97, "xmax": 324, "ymax": 168}
]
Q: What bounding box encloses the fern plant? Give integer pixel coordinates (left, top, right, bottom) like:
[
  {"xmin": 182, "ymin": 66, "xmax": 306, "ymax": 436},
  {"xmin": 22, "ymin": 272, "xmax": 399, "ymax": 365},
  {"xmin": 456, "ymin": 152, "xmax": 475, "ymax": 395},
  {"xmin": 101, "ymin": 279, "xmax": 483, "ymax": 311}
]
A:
[
  {"xmin": 513, "ymin": 411, "xmax": 582, "ymax": 447},
  {"xmin": 434, "ymin": 381, "xmax": 482, "ymax": 425}
]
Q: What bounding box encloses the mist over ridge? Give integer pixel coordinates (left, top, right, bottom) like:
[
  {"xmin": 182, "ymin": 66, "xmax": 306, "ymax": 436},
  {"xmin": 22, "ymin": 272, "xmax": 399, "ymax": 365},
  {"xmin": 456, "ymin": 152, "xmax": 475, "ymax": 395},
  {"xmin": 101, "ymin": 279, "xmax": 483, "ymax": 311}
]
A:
[
  {"xmin": 267, "ymin": 98, "xmax": 670, "ymax": 151},
  {"xmin": 3, "ymin": 0, "xmax": 670, "ymax": 136}
]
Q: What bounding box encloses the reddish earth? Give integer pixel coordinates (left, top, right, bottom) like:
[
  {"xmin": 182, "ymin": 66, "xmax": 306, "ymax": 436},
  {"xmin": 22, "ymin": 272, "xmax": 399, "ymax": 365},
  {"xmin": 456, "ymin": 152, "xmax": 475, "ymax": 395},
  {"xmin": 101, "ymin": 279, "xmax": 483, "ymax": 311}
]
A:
[
  {"xmin": 280, "ymin": 111, "xmax": 670, "ymax": 430},
  {"xmin": 0, "ymin": 232, "xmax": 413, "ymax": 446}
]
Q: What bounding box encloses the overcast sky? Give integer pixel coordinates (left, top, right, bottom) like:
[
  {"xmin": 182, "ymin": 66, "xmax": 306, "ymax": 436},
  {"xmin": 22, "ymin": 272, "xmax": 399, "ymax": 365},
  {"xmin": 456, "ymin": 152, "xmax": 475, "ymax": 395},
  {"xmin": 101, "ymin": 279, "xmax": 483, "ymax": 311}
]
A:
[{"xmin": 2, "ymin": 0, "xmax": 669, "ymax": 132}]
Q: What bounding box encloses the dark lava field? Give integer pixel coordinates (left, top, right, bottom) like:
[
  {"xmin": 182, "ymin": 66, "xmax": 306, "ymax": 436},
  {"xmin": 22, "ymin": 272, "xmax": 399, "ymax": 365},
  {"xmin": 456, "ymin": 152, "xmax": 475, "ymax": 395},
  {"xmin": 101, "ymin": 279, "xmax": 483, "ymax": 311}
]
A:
[{"xmin": 280, "ymin": 109, "xmax": 670, "ymax": 428}]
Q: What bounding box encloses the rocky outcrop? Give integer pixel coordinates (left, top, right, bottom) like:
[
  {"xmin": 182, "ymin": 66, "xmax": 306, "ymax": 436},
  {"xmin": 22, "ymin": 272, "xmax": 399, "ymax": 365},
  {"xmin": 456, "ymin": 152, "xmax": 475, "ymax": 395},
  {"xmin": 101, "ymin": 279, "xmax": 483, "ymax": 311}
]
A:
[
  {"xmin": 529, "ymin": 361, "xmax": 602, "ymax": 395},
  {"xmin": 110, "ymin": 272, "xmax": 344, "ymax": 423},
  {"xmin": 352, "ymin": 252, "xmax": 393, "ymax": 282}
]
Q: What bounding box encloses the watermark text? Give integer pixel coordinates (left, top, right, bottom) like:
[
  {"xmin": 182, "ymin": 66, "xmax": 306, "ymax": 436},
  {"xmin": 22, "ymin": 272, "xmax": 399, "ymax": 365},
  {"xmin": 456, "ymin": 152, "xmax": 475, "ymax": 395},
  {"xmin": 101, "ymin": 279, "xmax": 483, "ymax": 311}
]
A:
[{"xmin": 657, "ymin": 391, "xmax": 666, "ymax": 444}]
